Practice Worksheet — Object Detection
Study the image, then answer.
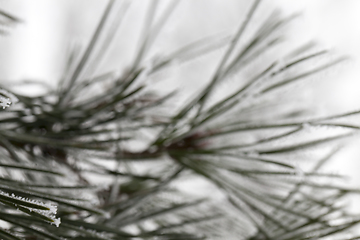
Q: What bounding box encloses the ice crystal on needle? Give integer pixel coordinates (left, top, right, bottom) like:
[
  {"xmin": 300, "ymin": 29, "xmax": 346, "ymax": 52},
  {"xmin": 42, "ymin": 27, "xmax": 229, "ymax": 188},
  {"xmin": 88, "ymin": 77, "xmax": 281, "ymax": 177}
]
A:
[
  {"xmin": 0, "ymin": 191, "xmax": 61, "ymax": 227},
  {"xmin": 33, "ymin": 207, "xmax": 61, "ymax": 227},
  {"xmin": 0, "ymin": 89, "xmax": 17, "ymax": 109},
  {"xmin": 0, "ymin": 95, "xmax": 11, "ymax": 109}
]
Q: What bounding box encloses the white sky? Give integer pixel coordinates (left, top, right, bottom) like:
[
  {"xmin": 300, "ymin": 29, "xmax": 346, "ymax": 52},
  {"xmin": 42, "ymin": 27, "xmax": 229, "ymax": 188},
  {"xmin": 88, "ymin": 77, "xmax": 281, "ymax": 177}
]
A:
[{"xmin": 275, "ymin": 0, "xmax": 360, "ymax": 111}]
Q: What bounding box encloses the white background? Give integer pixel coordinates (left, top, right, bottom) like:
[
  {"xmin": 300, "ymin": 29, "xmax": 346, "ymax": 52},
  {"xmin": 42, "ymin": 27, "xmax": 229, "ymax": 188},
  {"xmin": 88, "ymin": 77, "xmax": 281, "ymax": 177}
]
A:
[{"xmin": 1, "ymin": 0, "xmax": 360, "ymax": 214}]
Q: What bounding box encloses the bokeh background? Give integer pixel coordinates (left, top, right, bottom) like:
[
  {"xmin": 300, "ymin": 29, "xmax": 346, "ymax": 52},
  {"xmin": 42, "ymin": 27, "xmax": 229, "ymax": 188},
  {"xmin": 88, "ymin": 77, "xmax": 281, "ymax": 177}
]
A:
[{"xmin": 1, "ymin": 0, "xmax": 360, "ymax": 213}]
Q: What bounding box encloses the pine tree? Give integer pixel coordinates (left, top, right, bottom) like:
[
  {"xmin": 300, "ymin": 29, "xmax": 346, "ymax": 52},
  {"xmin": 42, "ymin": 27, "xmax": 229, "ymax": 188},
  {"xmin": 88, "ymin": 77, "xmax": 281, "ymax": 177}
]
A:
[{"xmin": 0, "ymin": 0, "xmax": 360, "ymax": 239}]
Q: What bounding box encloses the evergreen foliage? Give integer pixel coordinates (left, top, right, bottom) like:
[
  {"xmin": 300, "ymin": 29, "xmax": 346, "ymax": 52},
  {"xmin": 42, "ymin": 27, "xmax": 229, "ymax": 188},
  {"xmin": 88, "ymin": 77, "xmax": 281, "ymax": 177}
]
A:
[{"xmin": 0, "ymin": 0, "xmax": 360, "ymax": 239}]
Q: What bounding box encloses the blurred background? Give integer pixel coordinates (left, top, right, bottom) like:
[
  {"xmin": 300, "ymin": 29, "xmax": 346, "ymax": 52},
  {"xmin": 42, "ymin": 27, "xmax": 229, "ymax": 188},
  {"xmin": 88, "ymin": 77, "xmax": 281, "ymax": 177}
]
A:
[{"xmin": 1, "ymin": 0, "xmax": 360, "ymax": 209}]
